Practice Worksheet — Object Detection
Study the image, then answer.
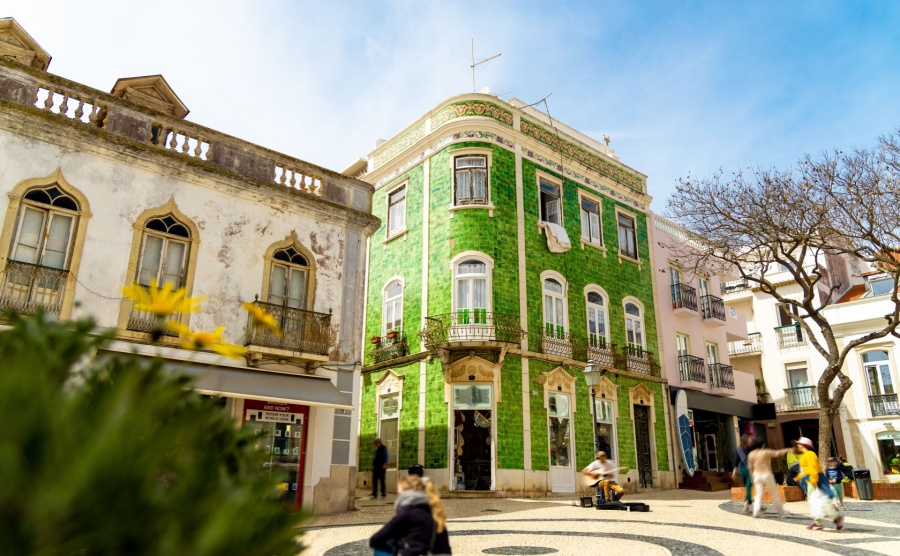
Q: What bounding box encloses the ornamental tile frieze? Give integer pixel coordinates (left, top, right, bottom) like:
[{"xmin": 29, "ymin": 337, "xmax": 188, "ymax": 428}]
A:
[
  {"xmin": 430, "ymin": 100, "xmax": 514, "ymax": 130},
  {"xmin": 373, "ymin": 121, "xmax": 427, "ymax": 169},
  {"xmin": 520, "ymin": 118, "xmax": 646, "ymax": 194}
]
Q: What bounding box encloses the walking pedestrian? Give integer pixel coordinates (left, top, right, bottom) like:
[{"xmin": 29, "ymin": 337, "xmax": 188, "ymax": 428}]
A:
[
  {"xmin": 732, "ymin": 434, "xmax": 753, "ymax": 514},
  {"xmin": 838, "ymin": 456, "xmax": 854, "ymax": 481},
  {"xmin": 369, "ymin": 475, "xmax": 452, "ymax": 556},
  {"xmin": 825, "ymin": 457, "xmax": 848, "ymax": 510},
  {"xmin": 372, "ymin": 438, "xmax": 388, "ymax": 500},
  {"xmin": 748, "ymin": 440, "xmax": 791, "ymax": 518},
  {"xmin": 793, "ymin": 437, "xmax": 843, "ymax": 531}
]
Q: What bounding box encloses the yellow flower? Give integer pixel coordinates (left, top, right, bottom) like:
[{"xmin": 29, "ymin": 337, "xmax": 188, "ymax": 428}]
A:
[
  {"xmin": 167, "ymin": 321, "xmax": 246, "ymax": 359},
  {"xmin": 241, "ymin": 301, "xmax": 282, "ymax": 337},
  {"xmin": 122, "ymin": 280, "xmax": 204, "ymax": 317}
]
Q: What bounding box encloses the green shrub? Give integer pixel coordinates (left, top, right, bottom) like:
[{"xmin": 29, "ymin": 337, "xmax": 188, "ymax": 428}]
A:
[{"xmin": 0, "ymin": 312, "xmax": 302, "ymax": 556}]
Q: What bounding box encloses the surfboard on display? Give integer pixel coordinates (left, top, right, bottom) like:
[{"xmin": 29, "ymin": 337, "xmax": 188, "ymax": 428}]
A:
[{"xmin": 675, "ymin": 390, "xmax": 695, "ymax": 477}]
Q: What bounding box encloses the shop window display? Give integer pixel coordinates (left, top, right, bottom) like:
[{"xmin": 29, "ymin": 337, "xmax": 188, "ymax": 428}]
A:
[{"xmin": 243, "ymin": 400, "xmax": 309, "ymax": 507}]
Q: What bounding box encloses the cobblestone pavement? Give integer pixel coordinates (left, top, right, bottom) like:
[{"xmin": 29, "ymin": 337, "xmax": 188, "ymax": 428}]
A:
[{"xmin": 301, "ymin": 489, "xmax": 900, "ymax": 555}]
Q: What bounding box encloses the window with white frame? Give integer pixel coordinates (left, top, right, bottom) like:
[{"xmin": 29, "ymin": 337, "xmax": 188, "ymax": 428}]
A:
[
  {"xmin": 543, "ymin": 278, "xmax": 567, "ymax": 337},
  {"xmin": 387, "ymin": 185, "xmax": 407, "ymax": 237},
  {"xmin": 706, "ymin": 342, "xmax": 719, "ymax": 366},
  {"xmin": 586, "ymin": 290, "xmax": 608, "ymax": 348},
  {"xmin": 869, "ymin": 278, "xmax": 894, "ymax": 297},
  {"xmin": 454, "ymin": 156, "xmax": 488, "ymax": 205},
  {"xmin": 617, "ymin": 213, "xmax": 637, "ymax": 259},
  {"xmin": 580, "ymin": 197, "xmax": 602, "ymax": 245},
  {"xmin": 594, "ymin": 398, "xmax": 616, "ymax": 459},
  {"xmin": 136, "ymin": 215, "xmax": 191, "ymax": 288},
  {"xmin": 539, "ymin": 180, "xmax": 561, "ymax": 225},
  {"xmin": 624, "ymin": 301, "xmax": 645, "ymax": 349},
  {"xmin": 10, "ymin": 186, "xmax": 79, "ymax": 270},
  {"xmin": 382, "ymin": 280, "xmax": 404, "ymax": 335},
  {"xmin": 379, "ymin": 394, "xmax": 400, "ymax": 468},
  {"xmin": 268, "ymin": 245, "xmax": 309, "ymax": 310},
  {"xmin": 454, "ymin": 258, "xmax": 490, "ymax": 324},
  {"xmin": 863, "ymin": 351, "xmax": 895, "ymax": 396}
]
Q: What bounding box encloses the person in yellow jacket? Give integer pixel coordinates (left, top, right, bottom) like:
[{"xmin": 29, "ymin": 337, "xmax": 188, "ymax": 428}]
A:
[{"xmin": 793, "ymin": 437, "xmax": 843, "ymax": 531}]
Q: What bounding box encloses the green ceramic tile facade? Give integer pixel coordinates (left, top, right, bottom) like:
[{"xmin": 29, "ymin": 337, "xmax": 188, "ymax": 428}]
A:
[{"xmin": 359, "ymin": 109, "xmax": 670, "ymax": 488}]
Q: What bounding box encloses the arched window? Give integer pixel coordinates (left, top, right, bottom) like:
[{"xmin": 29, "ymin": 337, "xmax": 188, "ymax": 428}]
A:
[
  {"xmin": 1, "ymin": 177, "xmax": 88, "ymax": 319},
  {"xmin": 543, "ymin": 277, "xmax": 567, "ymax": 337},
  {"xmin": 454, "ymin": 257, "xmax": 491, "ymax": 324},
  {"xmin": 11, "ymin": 185, "xmax": 79, "ymax": 270},
  {"xmin": 383, "ymin": 280, "xmax": 404, "ymax": 335},
  {"xmin": 268, "ymin": 246, "xmax": 310, "ymax": 309},
  {"xmin": 864, "ymin": 351, "xmax": 894, "ymax": 397},
  {"xmin": 136, "ymin": 214, "xmax": 191, "ymax": 288},
  {"xmin": 624, "ymin": 301, "xmax": 644, "ymax": 349},
  {"xmin": 585, "ymin": 289, "xmax": 608, "ymax": 349}
]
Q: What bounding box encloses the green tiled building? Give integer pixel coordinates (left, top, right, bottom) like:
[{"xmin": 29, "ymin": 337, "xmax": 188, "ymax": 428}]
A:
[{"xmin": 349, "ymin": 94, "xmax": 674, "ymax": 495}]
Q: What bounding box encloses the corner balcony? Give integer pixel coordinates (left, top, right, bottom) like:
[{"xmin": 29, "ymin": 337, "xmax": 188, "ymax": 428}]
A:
[
  {"xmin": 700, "ymin": 294, "xmax": 726, "ymax": 325},
  {"xmin": 615, "ymin": 345, "xmax": 661, "ymax": 377},
  {"xmin": 709, "ymin": 363, "xmax": 735, "ymax": 394},
  {"xmin": 367, "ymin": 330, "xmax": 410, "ymax": 364},
  {"xmin": 782, "ymin": 386, "xmax": 819, "ymax": 411},
  {"xmin": 421, "ymin": 311, "xmax": 525, "ymax": 365},
  {"xmin": 671, "ymin": 283, "xmax": 698, "ymax": 316},
  {"xmin": 677, "ymin": 354, "xmax": 707, "ymax": 386},
  {"xmin": 0, "ymin": 261, "xmax": 67, "ymax": 318},
  {"xmin": 729, "ymin": 332, "xmax": 762, "ymax": 358},
  {"xmin": 775, "ymin": 324, "xmax": 805, "ymax": 348},
  {"xmin": 870, "ymin": 394, "xmax": 900, "ymax": 417},
  {"xmin": 244, "ymin": 300, "xmax": 332, "ymax": 362}
]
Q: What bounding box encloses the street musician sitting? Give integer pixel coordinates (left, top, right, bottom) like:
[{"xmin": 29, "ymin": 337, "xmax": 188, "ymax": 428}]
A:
[{"xmin": 582, "ymin": 451, "xmax": 627, "ymax": 503}]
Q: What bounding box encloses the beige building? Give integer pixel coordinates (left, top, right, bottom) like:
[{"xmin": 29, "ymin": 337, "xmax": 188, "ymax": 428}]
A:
[{"xmin": 0, "ymin": 18, "xmax": 378, "ymax": 514}]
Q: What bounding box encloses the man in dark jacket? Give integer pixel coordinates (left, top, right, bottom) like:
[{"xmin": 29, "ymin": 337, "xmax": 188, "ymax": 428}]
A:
[{"xmin": 372, "ymin": 438, "xmax": 388, "ymax": 499}]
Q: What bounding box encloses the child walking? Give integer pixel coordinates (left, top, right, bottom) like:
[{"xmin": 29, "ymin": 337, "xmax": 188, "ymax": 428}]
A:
[{"xmin": 825, "ymin": 457, "xmax": 848, "ymax": 510}]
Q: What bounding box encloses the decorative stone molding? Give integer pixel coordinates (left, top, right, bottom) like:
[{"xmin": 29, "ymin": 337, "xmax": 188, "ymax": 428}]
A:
[
  {"xmin": 630, "ymin": 383, "xmax": 653, "ymax": 406},
  {"xmin": 541, "ymin": 366, "xmax": 578, "ymax": 414},
  {"xmin": 0, "ymin": 18, "xmax": 51, "ymax": 71},
  {"xmin": 110, "ymin": 75, "xmax": 189, "ymax": 118},
  {"xmin": 595, "ymin": 375, "xmax": 617, "ymax": 402},
  {"xmin": 376, "ymin": 369, "xmax": 404, "ymax": 397},
  {"xmin": 443, "ymin": 354, "xmax": 501, "ymax": 403}
]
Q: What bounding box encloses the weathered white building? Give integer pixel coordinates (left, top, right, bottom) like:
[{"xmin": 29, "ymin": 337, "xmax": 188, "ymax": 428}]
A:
[{"xmin": 0, "ymin": 18, "xmax": 378, "ymax": 514}]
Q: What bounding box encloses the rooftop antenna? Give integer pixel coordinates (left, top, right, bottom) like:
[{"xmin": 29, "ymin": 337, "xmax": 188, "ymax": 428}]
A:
[{"xmin": 471, "ymin": 39, "xmax": 501, "ymax": 93}]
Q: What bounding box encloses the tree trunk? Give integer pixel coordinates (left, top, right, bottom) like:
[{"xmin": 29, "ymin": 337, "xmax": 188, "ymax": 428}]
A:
[{"xmin": 817, "ymin": 404, "xmax": 836, "ymax": 467}]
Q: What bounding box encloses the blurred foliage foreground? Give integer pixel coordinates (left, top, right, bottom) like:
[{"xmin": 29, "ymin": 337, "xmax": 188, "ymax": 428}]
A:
[{"xmin": 0, "ymin": 313, "xmax": 303, "ymax": 556}]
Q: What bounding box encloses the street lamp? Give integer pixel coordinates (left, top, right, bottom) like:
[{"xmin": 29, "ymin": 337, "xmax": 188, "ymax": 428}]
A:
[{"xmin": 583, "ymin": 363, "xmax": 603, "ymax": 454}]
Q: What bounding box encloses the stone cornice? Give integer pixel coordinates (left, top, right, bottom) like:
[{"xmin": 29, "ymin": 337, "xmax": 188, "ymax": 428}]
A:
[{"xmin": 365, "ymin": 93, "xmax": 650, "ymax": 204}]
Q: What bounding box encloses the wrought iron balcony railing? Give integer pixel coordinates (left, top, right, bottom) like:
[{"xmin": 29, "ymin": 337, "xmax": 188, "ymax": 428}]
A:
[
  {"xmin": 671, "ymin": 283, "xmax": 698, "ymax": 311},
  {"xmin": 586, "ymin": 335, "xmax": 615, "ymax": 368},
  {"xmin": 709, "ymin": 363, "xmax": 735, "ymax": 389},
  {"xmin": 700, "ymin": 294, "xmax": 726, "ymax": 321},
  {"xmin": 678, "ymin": 354, "xmax": 706, "ymax": 383},
  {"xmin": 127, "ymin": 308, "xmax": 180, "ymax": 337},
  {"xmin": 368, "ymin": 330, "xmax": 410, "ymax": 364},
  {"xmin": 783, "ymin": 386, "xmax": 819, "ymax": 411},
  {"xmin": 720, "ymin": 278, "xmax": 750, "ymax": 295},
  {"xmin": 539, "ymin": 327, "xmax": 578, "ymax": 359},
  {"xmin": 420, "ymin": 312, "xmax": 525, "ymax": 348},
  {"xmin": 728, "ymin": 332, "xmax": 762, "ymax": 357},
  {"xmin": 244, "ymin": 300, "xmax": 332, "ymax": 355},
  {"xmin": 0, "ymin": 261, "xmax": 67, "ymax": 318},
  {"xmin": 869, "ymin": 393, "xmax": 900, "ymax": 417},
  {"xmin": 775, "ymin": 324, "xmax": 805, "ymax": 348},
  {"xmin": 616, "ymin": 344, "xmax": 660, "ymax": 377}
]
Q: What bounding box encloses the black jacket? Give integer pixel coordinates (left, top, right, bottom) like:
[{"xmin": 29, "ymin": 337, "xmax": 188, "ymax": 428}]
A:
[
  {"xmin": 370, "ymin": 492, "xmax": 451, "ymax": 556},
  {"xmin": 374, "ymin": 444, "xmax": 389, "ymax": 468}
]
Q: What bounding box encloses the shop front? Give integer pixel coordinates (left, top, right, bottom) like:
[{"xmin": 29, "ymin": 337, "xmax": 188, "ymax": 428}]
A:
[
  {"xmin": 451, "ymin": 383, "xmax": 494, "ymax": 492},
  {"xmin": 243, "ymin": 399, "xmax": 310, "ymax": 508}
]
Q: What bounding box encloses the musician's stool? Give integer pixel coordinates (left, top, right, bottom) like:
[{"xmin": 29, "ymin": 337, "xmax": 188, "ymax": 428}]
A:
[{"xmin": 580, "ymin": 495, "xmax": 594, "ymax": 508}]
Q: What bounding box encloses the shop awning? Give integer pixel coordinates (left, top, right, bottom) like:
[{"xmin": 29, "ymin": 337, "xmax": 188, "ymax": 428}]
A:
[
  {"xmin": 670, "ymin": 388, "xmax": 756, "ymax": 419},
  {"xmin": 99, "ymin": 349, "xmax": 352, "ymax": 410}
]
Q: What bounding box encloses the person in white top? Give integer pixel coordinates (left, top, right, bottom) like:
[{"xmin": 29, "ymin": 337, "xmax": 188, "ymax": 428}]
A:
[{"xmin": 582, "ymin": 451, "xmax": 627, "ymax": 502}]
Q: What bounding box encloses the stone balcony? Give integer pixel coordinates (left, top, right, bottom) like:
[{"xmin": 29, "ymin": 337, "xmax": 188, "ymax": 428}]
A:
[
  {"xmin": 729, "ymin": 332, "xmax": 762, "ymax": 358},
  {"xmin": 0, "ymin": 57, "xmax": 375, "ymax": 222}
]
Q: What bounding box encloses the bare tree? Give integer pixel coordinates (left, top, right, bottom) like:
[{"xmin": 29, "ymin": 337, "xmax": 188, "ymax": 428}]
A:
[{"xmin": 666, "ymin": 132, "xmax": 900, "ymax": 463}]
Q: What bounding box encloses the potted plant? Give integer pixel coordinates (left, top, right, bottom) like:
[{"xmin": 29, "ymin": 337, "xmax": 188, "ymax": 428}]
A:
[
  {"xmin": 386, "ymin": 329, "xmax": 399, "ymax": 340},
  {"xmin": 370, "ymin": 336, "xmax": 382, "ymax": 345}
]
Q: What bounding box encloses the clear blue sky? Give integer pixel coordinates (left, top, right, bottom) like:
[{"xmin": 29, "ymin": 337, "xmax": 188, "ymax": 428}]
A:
[{"xmin": 7, "ymin": 1, "xmax": 900, "ymax": 208}]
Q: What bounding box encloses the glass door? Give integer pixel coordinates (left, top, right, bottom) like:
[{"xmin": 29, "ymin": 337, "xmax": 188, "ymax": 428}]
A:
[
  {"xmin": 549, "ymin": 393, "xmax": 575, "ymax": 493},
  {"xmin": 452, "ymin": 385, "xmax": 493, "ymax": 491},
  {"xmin": 243, "ymin": 400, "xmax": 308, "ymax": 508}
]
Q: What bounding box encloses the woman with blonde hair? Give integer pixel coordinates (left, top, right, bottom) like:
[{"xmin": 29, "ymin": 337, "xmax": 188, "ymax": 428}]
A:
[{"xmin": 370, "ymin": 475, "xmax": 452, "ymax": 556}]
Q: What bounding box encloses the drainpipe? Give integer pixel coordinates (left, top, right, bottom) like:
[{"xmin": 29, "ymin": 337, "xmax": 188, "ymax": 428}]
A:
[{"xmin": 664, "ymin": 383, "xmax": 679, "ymax": 489}]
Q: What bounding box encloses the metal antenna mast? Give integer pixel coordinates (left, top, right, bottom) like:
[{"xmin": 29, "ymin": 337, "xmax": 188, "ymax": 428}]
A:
[{"xmin": 471, "ymin": 39, "xmax": 501, "ymax": 92}]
